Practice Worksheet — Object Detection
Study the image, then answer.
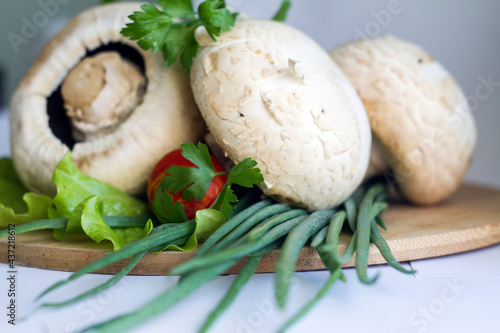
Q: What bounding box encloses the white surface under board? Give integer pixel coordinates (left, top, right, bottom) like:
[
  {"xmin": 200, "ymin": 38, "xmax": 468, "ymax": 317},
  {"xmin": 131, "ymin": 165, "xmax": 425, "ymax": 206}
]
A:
[{"xmin": 0, "ymin": 244, "xmax": 499, "ymax": 333}]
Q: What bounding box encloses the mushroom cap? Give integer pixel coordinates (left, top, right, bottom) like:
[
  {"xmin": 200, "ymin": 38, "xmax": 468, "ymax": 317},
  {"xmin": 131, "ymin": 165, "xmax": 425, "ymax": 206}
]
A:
[
  {"xmin": 10, "ymin": 3, "xmax": 205, "ymax": 196},
  {"xmin": 331, "ymin": 35, "xmax": 476, "ymax": 205},
  {"xmin": 191, "ymin": 19, "xmax": 371, "ymax": 210}
]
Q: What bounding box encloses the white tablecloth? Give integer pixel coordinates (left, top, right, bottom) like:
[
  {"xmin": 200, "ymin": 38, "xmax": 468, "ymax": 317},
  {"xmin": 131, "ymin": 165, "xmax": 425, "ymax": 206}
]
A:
[{"xmin": 0, "ymin": 244, "xmax": 499, "ymax": 333}]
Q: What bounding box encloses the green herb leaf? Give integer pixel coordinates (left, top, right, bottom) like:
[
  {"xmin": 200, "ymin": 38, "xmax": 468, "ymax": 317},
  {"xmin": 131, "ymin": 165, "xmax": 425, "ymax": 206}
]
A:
[
  {"xmin": 121, "ymin": 4, "xmax": 173, "ymax": 53},
  {"xmin": 165, "ymin": 142, "xmax": 223, "ymax": 202},
  {"xmin": 151, "ymin": 185, "xmax": 188, "ymax": 224},
  {"xmin": 163, "ymin": 23, "xmax": 200, "ymax": 71},
  {"xmin": 157, "ymin": 142, "xmax": 263, "ymax": 222},
  {"xmin": 121, "ymin": 0, "xmax": 237, "ymax": 71},
  {"xmin": 228, "ymin": 158, "xmax": 264, "ymax": 188},
  {"xmin": 198, "ymin": 0, "xmax": 235, "ymax": 40},
  {"xmin": 272, "ymin": 0, "xmax": 292, "ymax": 22},
  {"xmin": 210, "ymin": 158, "xmax": 262, "ymax": 220},
  {"xmin": 159, "ymin": 0, "xmax": 194, "ymax": 17},
  {"xmin": 217, "ymin": 186, "xmax": 238, "ymax": 219}
]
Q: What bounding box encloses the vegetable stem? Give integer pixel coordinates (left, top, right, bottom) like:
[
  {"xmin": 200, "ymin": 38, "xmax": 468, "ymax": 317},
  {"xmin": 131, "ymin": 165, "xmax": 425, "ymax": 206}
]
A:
[
  {"xmin": 278, "ymin": 266, "xmax": 344, "ymax": 333},
  {"xmin": 79, "ymin": 258, "xmax": 240, "ymax": 333},
  {"xmin": 275, "ymin": 209, "xmax": 335, "ymax": 308},
  {"xmin": 37, "ymin": 221, "xmax": 195, "ymax": 300},
  {"xmin": 0, "ymin": 215, "xmax": 151, "ymax": 238}
]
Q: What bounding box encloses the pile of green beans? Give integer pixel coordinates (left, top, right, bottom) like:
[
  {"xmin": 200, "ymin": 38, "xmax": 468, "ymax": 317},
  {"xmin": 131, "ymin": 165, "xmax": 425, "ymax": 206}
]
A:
[{"xmin": 0, "ymin": 180, "xmax": 415, "ymax": 333}]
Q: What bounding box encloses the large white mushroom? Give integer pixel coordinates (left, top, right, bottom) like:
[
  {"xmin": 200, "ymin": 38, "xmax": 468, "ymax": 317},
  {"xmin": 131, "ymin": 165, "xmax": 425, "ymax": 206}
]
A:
[
  {"xmin": 191, "ymin": 19, "xmax": 372, "ymax": 210},
  {"xmin": 331, "ymin": 35, "xmax": 476, "ymax": 205},
  {"xmin": 10, "ymin": 3, "xmax": 206, "ymax": 196}
]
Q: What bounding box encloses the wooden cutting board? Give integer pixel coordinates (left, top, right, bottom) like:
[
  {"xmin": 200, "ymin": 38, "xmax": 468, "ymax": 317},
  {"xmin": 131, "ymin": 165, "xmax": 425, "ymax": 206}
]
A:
[{"xmin": 1, "ymin": 184, "xmax": 499, "ymax": 275}]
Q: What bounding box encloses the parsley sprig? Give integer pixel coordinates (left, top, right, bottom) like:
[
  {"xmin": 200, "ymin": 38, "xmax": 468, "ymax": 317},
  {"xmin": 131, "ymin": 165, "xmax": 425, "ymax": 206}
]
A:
[
  {"xmin": 120, "ymin": 0, "xmax": 291, "ymax": 72},
  {"xmin": 152, "ymin": 142, "xmax": 264, "ymax": 223},
  {"xmin": 121, "ymin": 0, "xmax": 236, "ymax": 72}
]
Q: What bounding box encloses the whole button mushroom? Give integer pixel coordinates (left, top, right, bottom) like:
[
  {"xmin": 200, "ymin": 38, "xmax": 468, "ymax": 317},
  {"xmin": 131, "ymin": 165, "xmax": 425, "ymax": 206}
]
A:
[
  {"xmin": 191, "ymin": 19, "xmax": 372, "ymax": 211},
  {"xmin": 10, "ymin": 3, "xmax": 205, "ymax": 196},
  {"xmin": 331, "ymin": 35, "xmax": 476, "ymax": 205}
]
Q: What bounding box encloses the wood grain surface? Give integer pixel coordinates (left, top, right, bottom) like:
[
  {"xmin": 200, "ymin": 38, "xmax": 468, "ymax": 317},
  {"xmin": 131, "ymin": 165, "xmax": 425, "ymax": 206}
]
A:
[{"xmin": 1, "ymin": 184, "xmax": 499, "ymax": 275}]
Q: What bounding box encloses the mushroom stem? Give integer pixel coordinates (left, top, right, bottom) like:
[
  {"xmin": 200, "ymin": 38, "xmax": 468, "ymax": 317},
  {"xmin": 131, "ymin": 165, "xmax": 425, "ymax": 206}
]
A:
[{"xmin": 61, "ymin": 51, "xmax": 146, "ymax": 141}]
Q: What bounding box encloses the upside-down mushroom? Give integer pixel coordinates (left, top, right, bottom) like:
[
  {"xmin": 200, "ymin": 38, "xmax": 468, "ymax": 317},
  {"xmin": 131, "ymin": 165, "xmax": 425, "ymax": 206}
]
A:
[
  {"xmin": 331, "ymin": 35, "xmax": 476, "ymax": 205},
  {"xmin": 191, "ymin": 19, "xmax": 372, "ymax": 210},
  {"xmin": 10, "ymin": 3, "xmax": 205, "ymax": 196}
]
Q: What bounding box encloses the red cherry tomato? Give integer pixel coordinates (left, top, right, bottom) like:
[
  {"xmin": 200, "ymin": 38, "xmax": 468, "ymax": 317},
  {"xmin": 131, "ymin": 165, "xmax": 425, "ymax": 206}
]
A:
[{"xmin": 147, "ymin": 148, "xmax": 228, "ymax": 220}]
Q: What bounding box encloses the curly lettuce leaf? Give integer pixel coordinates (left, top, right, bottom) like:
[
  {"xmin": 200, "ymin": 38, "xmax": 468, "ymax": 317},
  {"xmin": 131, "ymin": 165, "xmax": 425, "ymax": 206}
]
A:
[
  {"xmin": 0, "ymin": 158, "xmax": 52, "ymax": 227},
  {"xmin": 161, "ymin": 208, "xmax": 226, "ymax": 252},
  {"xmin": 49, "ymin": 153, "xmax": 149, "ymax": 218},
  {"xmin": 0, "ymin": 193, "xmax": 53, "ymax": 228},
  {"xmin": 55, "ymin": 196, "xmax": 153, "ymax": 251}
]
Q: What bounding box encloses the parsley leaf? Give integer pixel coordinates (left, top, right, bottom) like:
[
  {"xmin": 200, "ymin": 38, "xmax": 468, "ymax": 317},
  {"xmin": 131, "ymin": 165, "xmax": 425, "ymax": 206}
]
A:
[
  {"xmin": 120, "ymin": 0, "xmax": 236, "ymax": 71},
  {"xmin": 121, "ymin": 4, "xmax": 173, "ymax": 53},
  {"xmin": 152, "ymin": 185, "xmax": 188, "ymax": 223},
  {"xmin": 198, "ymin": 0, "xmax": 235, "ymax": 40},
  {"xmin": 272, "ymin": 0, "xmax": 292, "ymax": 22},
  {"xmin": 159, "ymin": 0, "xmax": 194, "ymax": 17},
  {"xmin": 164, "ymin": 142, "xmax": 223, "ymax": 201},
  {"xmin": 229, "ymin": 158, "xmax": 264, "ymax": 188},
  {"xmin": 156, "ymin": 142, "xmax": 263, "ymax": 222},
  {"xmin": 163, "ymin": 23, "xmax": 200, "ymax": 70}
]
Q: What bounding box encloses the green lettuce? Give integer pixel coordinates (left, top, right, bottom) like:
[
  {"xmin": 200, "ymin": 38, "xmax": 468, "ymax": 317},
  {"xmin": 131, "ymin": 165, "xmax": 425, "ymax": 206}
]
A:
[
  {"xmin": 0, "ymin": 158, "xmax": 52, "ymax": 227},
  {"xmin": 160, "ymin": 209, "xmax": 226, "ymax": 252},
  {"xmin": 55, "ymin": 196, "xmax": 153, "ymax": 250},
  {"xmin": 48, "ymin": 153, "xmax": 151, "ymax": 249},
  {"xmin": 49, "ymin": 153, "xmax": 149, "ymax": 218}
]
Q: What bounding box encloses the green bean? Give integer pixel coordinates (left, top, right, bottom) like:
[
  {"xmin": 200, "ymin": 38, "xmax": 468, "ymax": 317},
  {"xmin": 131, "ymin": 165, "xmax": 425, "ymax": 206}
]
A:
[
  {"xmin": 207, "ymin": 204, "xmax": 291, "ymax": 254},
  {"xmin": 199, "ymin": 255, "xmax": 262, "ymax": 333},
  {"xmin": 41, "ymin": 251, "xmax": 147, "ymax": 308},
  {"xmin": 316, "ymin": 245, "xmax": 338, "ymax": 273},
  {"xmin": 37, "ymin": 220, "xmax": 196, "ymax": 300},
  {"xmin": 79, "ymin": 257, "xmax": 241, "ymax": 333},
  {"xmin": 198, "ymin": 237, "xmax": 284, "ymax": 333},
  {"xmin": 375, "ymin": 215, "xmax": 387, "ymax": 230},
  {"xmin": 275, "ymin": 209, "xmax": 335, "ymax": 308},
  {"xmin": 338, "ymin": 230, "xmax": 357, "ymax": 263},
  {"xmin": 343, "ymin": 197, "xmax": 358, "ymax": 232},
  {"xmin": 323, "ymin": 211, "xmax": 347, "ymax": 253},
  {"xmin": 0, "ymin": 215, "xmax": 151, "ymax": 238},
  {"xmin": 170, "ymin": 216, "xmax": 307, "ymax": 275},
  {"xmin": 370, "ymin": 221, "xmax": 416, "ymax": 274},
  {"xmin": 39, "ymin": 234, "xmax": 191, "ymax": 309},
  {"xmin": 310, "ymin": 226, "xmax": 328, "ymax": 248},
  {"xmin": 278, "ymin": 266, "xmax": 344, "ymax": 333},
  {"xmin": 315, "ymin": 211, "xmax": 358, "ymax": 265},
  {"xmin": 355, "ymin": 183, "xmax": 384, "ymax": 285},
  {"xmin": 247, "ymin": 209, "xmax": 308, "ymax": 241},
  {"xmin": 332, "ymin": 196, "xmax": 387, "ymax": 265},
  {"xmin": 194, "ymin": 200, "xmax": 271, "ymax": 258}
]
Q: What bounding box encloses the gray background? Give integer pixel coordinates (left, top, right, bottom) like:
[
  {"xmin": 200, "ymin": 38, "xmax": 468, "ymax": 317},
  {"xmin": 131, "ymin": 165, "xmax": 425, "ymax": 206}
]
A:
[{"xmin": 0, "ymin": 0, "xmax": 498, "ymax": 188}]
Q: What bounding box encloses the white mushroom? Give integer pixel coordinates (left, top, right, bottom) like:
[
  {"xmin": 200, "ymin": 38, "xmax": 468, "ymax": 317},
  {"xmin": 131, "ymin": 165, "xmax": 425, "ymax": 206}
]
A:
[
  {"xmin": 331, "ymin": 35, "xmax": 476, "ymax": 205},
  {"xmin": 191, "ymin": 19, "xmax": 371, "ymax": 210},
  {"xmin": 10, "ymin": 3, "xmax": 205, "ymax": 196}
]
